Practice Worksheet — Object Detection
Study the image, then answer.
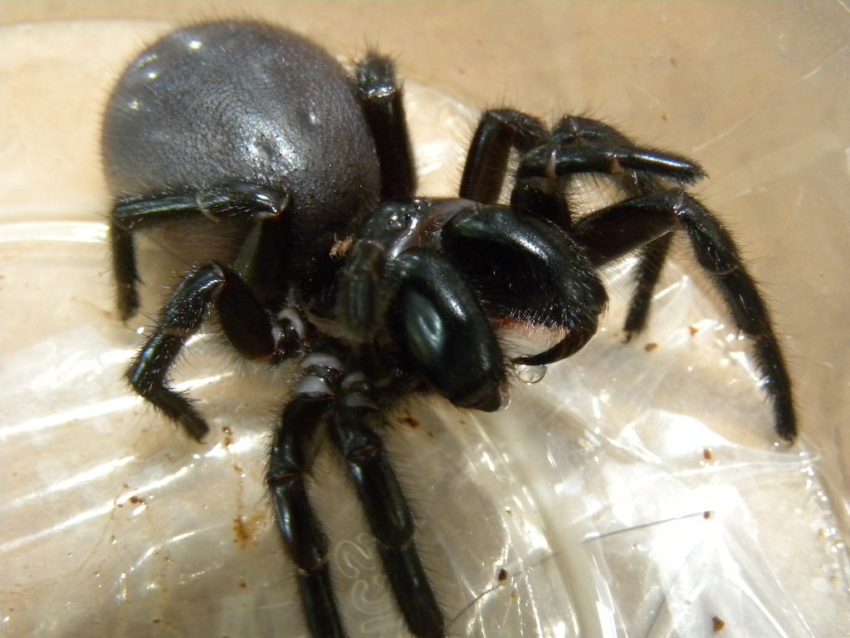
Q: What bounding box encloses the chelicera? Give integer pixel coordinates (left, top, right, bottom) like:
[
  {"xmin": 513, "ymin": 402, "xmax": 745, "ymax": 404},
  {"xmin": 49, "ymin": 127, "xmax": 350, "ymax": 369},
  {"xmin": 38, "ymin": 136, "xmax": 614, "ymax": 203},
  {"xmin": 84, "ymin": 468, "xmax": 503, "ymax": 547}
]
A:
[{"xmin": 104, "ymin": 20, "xmax": 796, "ymax": 638}]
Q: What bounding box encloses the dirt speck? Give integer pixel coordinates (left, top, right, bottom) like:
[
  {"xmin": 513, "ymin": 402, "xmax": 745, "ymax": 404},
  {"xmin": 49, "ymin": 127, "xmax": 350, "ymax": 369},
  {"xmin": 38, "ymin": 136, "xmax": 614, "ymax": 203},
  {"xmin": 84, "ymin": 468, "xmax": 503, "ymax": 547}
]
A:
[
  {"xmin": 400, "ymin": 415, "xmax": 420, "ymax": 428},
  {"xmin": 233, "ymin": 513, "xmax": 267, "ymax": 548},
  {"xmin": 712, "ymin": 615, "xmax": 725, "ymax": 632},
  {"xmin": 222, "ymin": 425, "xmax": 234, "ymax": 447}
]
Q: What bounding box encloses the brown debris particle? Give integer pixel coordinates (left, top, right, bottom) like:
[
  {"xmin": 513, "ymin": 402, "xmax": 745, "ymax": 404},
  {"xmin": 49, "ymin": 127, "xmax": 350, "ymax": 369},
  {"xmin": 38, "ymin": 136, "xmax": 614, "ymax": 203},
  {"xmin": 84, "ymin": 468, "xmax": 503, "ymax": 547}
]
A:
[
  {"xmin": 703, "ymin": 448, "xmax": 714, "ymax": 462},
  {"xmin": 644, "ymin": 342, "xmax": 659, "ymax": 352},
  {"xmin": 712, "ymin": 615, "xmax": 725, "ymax": 632},
  {"xmin": 233, "ymin": 513, "xmax": 266, "ymax": 548},
  {"xmin": 497, "ymin": 568, "xmax": 508, "ymax": 582},
  {"xmin": 689, "ymin": 325, "xmax": 699, "ymax": 336},
  {"xmin": 222, "ymin": 425, "xmax": 234, "ymax": 447},
  {"xmin": 400, "ymin": 415, "xmax": 420, "ymax": 428}
]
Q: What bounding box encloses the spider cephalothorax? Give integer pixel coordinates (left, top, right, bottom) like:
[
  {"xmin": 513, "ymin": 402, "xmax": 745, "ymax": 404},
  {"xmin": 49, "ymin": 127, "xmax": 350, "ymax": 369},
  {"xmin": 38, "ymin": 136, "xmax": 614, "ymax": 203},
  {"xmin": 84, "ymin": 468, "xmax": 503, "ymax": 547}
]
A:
[{"xmin": 105, "ymin": 20, "xmax": 795, "ymax": 638}]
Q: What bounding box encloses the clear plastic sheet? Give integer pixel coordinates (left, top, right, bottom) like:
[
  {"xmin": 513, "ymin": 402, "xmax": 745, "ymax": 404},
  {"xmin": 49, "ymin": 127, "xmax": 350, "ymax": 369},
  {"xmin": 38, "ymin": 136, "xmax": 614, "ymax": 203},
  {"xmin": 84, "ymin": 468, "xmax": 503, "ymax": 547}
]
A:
[{"xmin": 2, "ymin": 16, "xmax": 849, "ymax": 638}]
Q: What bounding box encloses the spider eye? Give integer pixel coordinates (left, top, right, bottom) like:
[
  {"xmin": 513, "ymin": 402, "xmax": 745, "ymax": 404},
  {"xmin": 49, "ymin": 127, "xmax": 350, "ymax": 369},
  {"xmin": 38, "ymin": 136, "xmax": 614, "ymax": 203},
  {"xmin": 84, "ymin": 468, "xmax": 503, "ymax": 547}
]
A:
[{"xmin": 386, "ymin": 211, "xmax": 413, "ymax": 230}]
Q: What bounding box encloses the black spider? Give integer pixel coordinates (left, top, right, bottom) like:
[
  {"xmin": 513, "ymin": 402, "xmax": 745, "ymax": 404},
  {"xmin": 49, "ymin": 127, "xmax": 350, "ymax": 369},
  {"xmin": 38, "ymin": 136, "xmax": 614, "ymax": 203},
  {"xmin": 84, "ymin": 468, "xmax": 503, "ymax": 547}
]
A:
[{"xmin": 104, "ymin": 20, "xmax": 796, "ymax": 638}]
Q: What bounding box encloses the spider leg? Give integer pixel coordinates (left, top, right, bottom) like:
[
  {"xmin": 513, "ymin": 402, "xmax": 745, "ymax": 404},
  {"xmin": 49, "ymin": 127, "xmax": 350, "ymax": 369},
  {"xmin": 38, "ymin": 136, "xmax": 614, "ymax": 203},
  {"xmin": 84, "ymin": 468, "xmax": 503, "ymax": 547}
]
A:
[
  {"xmin": 546, "ymin": 115, "xmax": 696, "ymax": 176},
  {"xmin": 267, "ymin": 356, "xmax": 346, "ymax": 638},
  {"xmin": 331, "ymin": 373, "xmax": 445, "ymax": 638},
  {"xmin": 356, "ymin": 54, "xmax": 416, "ymax": 199},
  {"xmin": 517, "ymin": 138, "xmax": 705, "ymax": 185},
  {"xmin": 442, "ymin": 206, "xmax": 607, "ymax": 366},
  {"xmin": 127, "ymin": 263, "xmax": 299, "ymax": 440},
  {"xmin": 549, "ymin": 118, "xmax": 688, "ymax": 338},
  {"xmin": 509, "ymin": 175, "xmax": 572, "ymax": 228},
  {"xmin": 622, "ymin": 232, "xmax": 674, "ymax": 340},
  {"xmin": 110, "ymin": 182, "xmax": 287, "ymax": 320},
  {"xmin": 459, "ymin": 109, "xmax": 547, "ymax": 203},
  {"xmin": 513, "ymin": 116, "xmax": 707, "ymax": 336},
  {"xmin": 573, "ymin": 190, "xmax": 796, "ymax": 440}
]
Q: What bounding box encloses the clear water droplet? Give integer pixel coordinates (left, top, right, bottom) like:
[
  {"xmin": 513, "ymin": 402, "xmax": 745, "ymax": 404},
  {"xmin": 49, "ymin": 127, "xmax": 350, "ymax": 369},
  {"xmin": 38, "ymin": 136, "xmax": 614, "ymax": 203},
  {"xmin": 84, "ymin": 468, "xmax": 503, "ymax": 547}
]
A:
[{"xmin": 515, "ymin": 364, "xmax": 547, "ymax": 384}]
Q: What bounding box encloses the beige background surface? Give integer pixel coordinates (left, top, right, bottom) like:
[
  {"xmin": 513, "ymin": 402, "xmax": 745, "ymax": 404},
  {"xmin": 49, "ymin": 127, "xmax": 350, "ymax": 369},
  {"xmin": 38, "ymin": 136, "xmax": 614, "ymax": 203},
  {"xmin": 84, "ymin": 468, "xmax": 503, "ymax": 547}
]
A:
[{"xmin": 1, "ymin": 2, "xmax": 848, "ymax": 637}]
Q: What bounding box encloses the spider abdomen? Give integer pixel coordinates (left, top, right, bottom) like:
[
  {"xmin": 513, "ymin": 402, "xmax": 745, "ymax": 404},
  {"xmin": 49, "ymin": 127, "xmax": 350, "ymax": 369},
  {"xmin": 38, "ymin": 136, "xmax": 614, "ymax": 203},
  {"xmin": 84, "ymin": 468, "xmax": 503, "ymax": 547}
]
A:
[{"xmin": 102, "ymin": 21, "xmax": 381, "ymax": 283}]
